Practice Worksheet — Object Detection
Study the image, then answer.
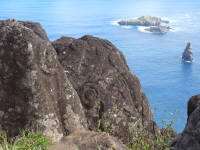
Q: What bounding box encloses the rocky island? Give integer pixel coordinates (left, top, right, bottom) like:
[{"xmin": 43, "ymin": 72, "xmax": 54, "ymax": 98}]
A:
[
  {"xmin": 118, "ymin": 16, "xmax": 171, "ymax": 34},
  {"xmin": 144, "ymin": 26, "xmax": 171, "ymax": 34},
  {"xmin": 182, "ymin": 42, "xmax": 193, "ymax": 62}
]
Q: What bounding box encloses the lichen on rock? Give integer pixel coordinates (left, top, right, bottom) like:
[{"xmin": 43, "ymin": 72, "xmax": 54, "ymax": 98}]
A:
[
  {"xmin": 52, "ymin": 35, "xmax": 157, "ymax": 142},
  {"xmin": 0, "ymin": 19, "xmax": 87, "ymax": 142}
]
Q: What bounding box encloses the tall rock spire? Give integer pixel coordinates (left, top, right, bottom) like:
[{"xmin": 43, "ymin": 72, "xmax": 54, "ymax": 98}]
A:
[{"xmin": 182, "ymin": 42, "xmax": 193, "ymax": 62}]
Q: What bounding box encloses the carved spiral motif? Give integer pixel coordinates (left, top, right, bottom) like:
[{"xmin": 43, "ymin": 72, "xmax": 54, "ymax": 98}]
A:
[{"xmin": 79, "ymin": 84, "xmax": 99, "ymax": 108}]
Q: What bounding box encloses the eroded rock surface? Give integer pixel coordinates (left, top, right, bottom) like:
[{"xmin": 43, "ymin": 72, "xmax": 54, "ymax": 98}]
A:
[
  {"xmin": 0, "ymin": 19, "xmax": 87, "ymax": 142},
  {"xmin": 187, "ymin": 95, "xmax": 200, "ymax": 117},
  {"xmin": 171, "ymin": 95, "xmax": 200, "ymax": 150},
  {"xmin": 52, "ymin": 35, "xmax": 157, "ymax": 142},
  {"xmin": 48, "ymin": 130, "xmax": 129, "ymax": 150}
]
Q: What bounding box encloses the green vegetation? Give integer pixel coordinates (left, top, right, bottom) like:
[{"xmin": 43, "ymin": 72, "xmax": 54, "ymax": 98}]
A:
[
  {"xmin": 125, "ymin": 108, "xmax": 177, "ymax": 150},
  {"xmin": 0, "ymin": 130, "xmax": 52, "ymax": 150},
  {"xmin": 126, "ymin": 122, "xmax": 174, "ymax": 150}
]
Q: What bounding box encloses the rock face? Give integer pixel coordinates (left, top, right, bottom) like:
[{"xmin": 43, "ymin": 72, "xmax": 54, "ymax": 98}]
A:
[
  {"xmin": 171, "ymin": 95, "xmax": 200, "ymax": 150},
  {"xmin": 118, "ymin": 16, "xmax": 169, "ymax": 26},
  {"xmin": 145, "ymin": 26, "xmax": 171, "ymax": 34},
  {"xmin": 182, "ymin": 42, "xmax": 193, "ymax": 62},
  {"xmin": 0, "ymin": 19, "xmax": 87, "ymax": 142},
  {"xmin": 187, "ymin": 95, "xmax": 200, "ymax": 117},
  {"xmin": 52, "ymin": 35, "xmax": 157, "ymax": 142},
  {"xmin": 48, "ymin": 130, "xmax": 129, "ymax": 150},
  {"xmin": 0, "ymin": 19, "xmax": 158, "ymax": 145}
]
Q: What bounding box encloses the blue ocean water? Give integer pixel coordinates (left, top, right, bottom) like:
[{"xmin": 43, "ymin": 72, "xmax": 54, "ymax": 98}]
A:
[{"xmin": 0, "ymin": 0, "xmax": 200, "ymax": 132}]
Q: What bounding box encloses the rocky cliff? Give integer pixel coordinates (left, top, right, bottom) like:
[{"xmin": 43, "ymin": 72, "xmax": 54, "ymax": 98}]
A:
[
  {"xmin": 0, "ymin": 19, "xmax": 87, "ymax": 142},
  {"xmin": 0, "ymin": 19, "xmax": 157, "ymax": 148},
  {"xmin": 171, "ymin": 95, "xmax": 200, "ymax": 150}
]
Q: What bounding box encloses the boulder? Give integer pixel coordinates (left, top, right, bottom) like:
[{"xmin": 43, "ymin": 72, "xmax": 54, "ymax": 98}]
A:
[
  {"xmin": 118, "ymin": 16, "xmax": 169, "ymax": 26},
  {"xmin": 0, "ymin": 19, "xmax": 49, "ymax": 41},
  {"xmin": 0, "ymin": 19, "xmax": 87, "ymax": 142},
  {"xmin": 48, "ymin": 130, "xmax": 129, "ymax": 150},
  {"xmin": 182, "ymin": 42, "xmax": 193, "ymax": 62},
  {"xmin": 171, "ymin": 95, "xmax": 200, "ymax": 150},
  {"xmin": 52, "ymin": 35, "xmax": 157, "ymax": 142}
]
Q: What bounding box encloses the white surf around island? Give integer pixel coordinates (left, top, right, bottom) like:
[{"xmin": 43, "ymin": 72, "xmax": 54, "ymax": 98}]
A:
[
  {"xmin": 179, "ymin": 56, "xmax": 193, "ymax": 63},
  {"xmin": 182, "ymin": 60, "xmax": 193, "ymax": 63},
  {"xmin": 137, "ymin": 26, "xmax": 152, "ymax": 33},
  {"xmin": 111, "ymin": 20, "xmax": 135, "ymax": 29},
  {"xmin": 111, "ymin": 19, "xmax": 120, "ymax": 26}
]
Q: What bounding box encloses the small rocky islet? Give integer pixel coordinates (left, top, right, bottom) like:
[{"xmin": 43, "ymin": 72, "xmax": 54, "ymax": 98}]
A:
[
  {"xmin": 182, "ymin": 42, "xmax": 193, "ymax": 62},
  {"xmin": 118, "ymin": 16, "xmax": 171, "ymax": 34},
  {"xmin": 0, "ymin": 19, "xmax": 199, "ymax": 150}
]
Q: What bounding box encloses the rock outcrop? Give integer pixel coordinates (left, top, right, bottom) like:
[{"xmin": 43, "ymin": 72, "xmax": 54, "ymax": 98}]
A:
[
  {"xmin": 171, "ymin": 95, "xmax": 200, "ymax": 150},
  {"xmin": 182, "ymin": 42, "xmax": 193, "ymax": 62},
  {"xmin": 187, "ymin": 95, "xmax": 200, "ymax": 116},
  {"xmin": 118, "ymin": 16, "xmax": 169, "ymax": 26},
  {"xmin": 0, "ymin": 19, "xmax": 158, "ymax": 145},
  {"xmin": 48, "ymin": 130, "xmax": 129, "ymax": 150},
  {"xmin": 52, "ymin": 35, "xmax": 157, "ymax": 142},
  {"xmin": 0, "ymin": 19, "xmax": 87, "ymax": 142},
  {"xmin": 144, "ymin": 26, "xmax": 171, "ymax": 34}
]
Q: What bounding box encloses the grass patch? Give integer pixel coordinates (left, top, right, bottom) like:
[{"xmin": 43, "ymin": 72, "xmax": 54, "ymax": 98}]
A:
[
  {"xmin": 0, "ymin": 130, "xmax": 52, "ymax": 150},
  {"xmin": 126, "ymin": 122, "xmax": 174, "ymax": 150}
]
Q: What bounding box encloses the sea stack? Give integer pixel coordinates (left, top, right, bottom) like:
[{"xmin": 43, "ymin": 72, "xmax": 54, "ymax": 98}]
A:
[{"xmin": 182, "ymin": 42, "xmax": 193, "ymax": 62}]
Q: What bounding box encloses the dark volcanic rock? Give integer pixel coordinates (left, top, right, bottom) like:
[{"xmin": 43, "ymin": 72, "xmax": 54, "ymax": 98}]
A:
[
  {"xmin": 0, "ymin": 19, "xmax": 49, "ymax": 41},
  {"xmin": 182, "ymin": 42, "xmax": 193, "ymax": 62},
  {"xmin": 48, "ymin": 130, "xmax": 129, "ymax": 150},
  {"xmin": 187, "ymin": 95, "xmax": 200, "ymax": 117},
  {"xmin": 52, "ymin": 35, "xmax": 157, "ymax": 142},
  {"xmin": 145, "ymin": 26, "xmax": 171, "ymax": 34},
  {"xmin": 171, "ymin": 95, "xmax": 200, "ymax": 150},
  {"xmin": 0, "ymin": 19, "xmax": 87, "ymax": 142}
]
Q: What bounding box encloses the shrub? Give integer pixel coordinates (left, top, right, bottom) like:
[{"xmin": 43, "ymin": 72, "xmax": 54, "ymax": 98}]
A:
[
  {"xmin": 126, "ymin": 122, "xmax": 173, "ymax": 150},
  {"xmin": 0, "ymin": 130, "xmax": 52, "ymax": 150}
]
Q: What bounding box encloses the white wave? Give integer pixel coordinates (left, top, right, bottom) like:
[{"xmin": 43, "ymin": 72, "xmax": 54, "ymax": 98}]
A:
[
  {"xmin": 111, "ymin": 19, "xmax": 134, "ymax": 29},
  {"xmin": 168, "ymin": 12, "xmax": 200, "ymax": 32},
  {"xmin": 183, "ymin": 60, "xmax": 193, "ymax": 63},
  {"xmin": 121, "ymin": 25, "xmax": 133, "ymax": 29},
  {"xmin": 111, "ymin": 17, "xmax": 138, "ymax": 26},
  {"xmin": 111, "ymin": 19, "xmax": 121, "ymax": 26},
  {"xmin": 170, "ymin": 26, "xmax": 180, "ymax": 32},
  {"xmin": 137, "ymin": 26, "xmax": 151, "ymax": 33},
  {"xmin": 180, "ymin": 56, "xmax": 193, "ymax": 63}
]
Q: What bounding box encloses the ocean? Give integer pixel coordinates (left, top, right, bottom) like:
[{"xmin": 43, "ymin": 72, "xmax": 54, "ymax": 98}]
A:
[{"xmin": 0, "ymin": 0, "xmax": 200, "ymax": 132}]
